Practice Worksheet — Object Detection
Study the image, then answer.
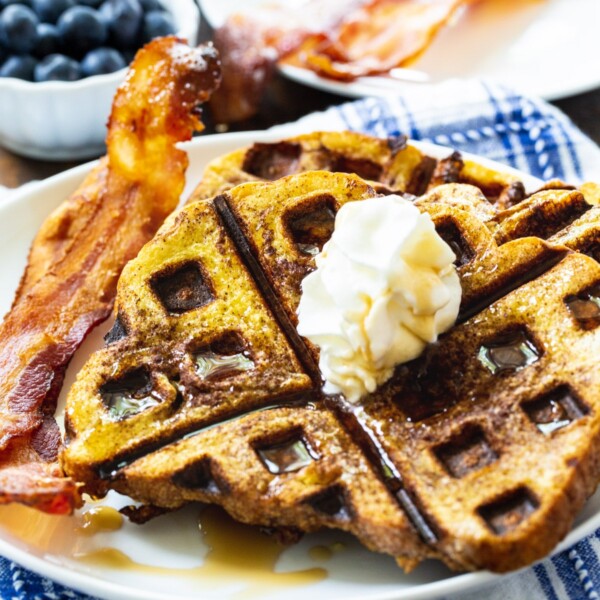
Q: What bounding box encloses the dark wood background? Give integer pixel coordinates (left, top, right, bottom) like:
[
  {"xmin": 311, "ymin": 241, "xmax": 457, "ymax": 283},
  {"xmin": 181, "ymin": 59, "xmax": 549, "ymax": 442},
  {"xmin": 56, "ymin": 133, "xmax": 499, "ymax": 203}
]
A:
[{"xmin": 1, "ymin": 9, "xmax": 599, "ymax": 188}]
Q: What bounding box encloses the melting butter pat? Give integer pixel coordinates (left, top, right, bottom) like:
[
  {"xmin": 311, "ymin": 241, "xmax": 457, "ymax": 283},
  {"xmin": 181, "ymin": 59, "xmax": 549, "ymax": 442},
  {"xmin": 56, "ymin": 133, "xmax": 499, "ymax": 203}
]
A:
[{"xmin": 297, "ymin": 194, "xmax": 461, "ymax": 403}]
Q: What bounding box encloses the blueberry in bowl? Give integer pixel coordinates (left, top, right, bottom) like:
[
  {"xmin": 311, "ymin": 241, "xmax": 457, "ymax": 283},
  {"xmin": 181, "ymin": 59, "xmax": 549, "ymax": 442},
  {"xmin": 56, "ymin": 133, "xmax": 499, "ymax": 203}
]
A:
[
  {"xmin": 34, "ymin": 22, "xmax": 62, "ymax": 57},
  {"xmin": 32, "ymin": 0, "xmax": 75, "ymax": 25},
  {"xmin": 80, "ymin": 46, "xmax": 125, "ymax": 77},
  {"xmin": 99, "ymin": 0, "xmax": 142, "ymax": 51},
  {"xmin": 142, "ymin": 9, "xmax": 175, "ymax": 44},
  {"xmin": 34, "ymin": 52, "xmax": 80, "ymax": 81},
  {"xmin": 0, "ymin": 4, "xmax": 40, "ymax": 54},
  {"xmin": 0, "ymin": 54, "xmax": 36, "ymax": 80},
  {"xmin": 0, "ymin": 0, "xmax": 200, "ymax": 159},
  {"xmin": 57, "ymin": 5, "xmax": 108, "ymax": 57}
]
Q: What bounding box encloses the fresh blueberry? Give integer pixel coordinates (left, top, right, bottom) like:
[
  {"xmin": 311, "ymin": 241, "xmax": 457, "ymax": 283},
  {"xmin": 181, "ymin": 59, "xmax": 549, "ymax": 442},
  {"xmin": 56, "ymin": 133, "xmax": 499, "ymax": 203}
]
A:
[
  {"xmin": 81, "ymin": 46, "xmax": 125, "ymax": 76},
  {"xmin": 0, "ymin": 54, "xmax": 36, "ymax": 79},
  {"xmin": 35, "ymin": 22, "xmax": 62, "ymax": 56},
  {"xmin": 76, "ymin": 0, "xmax": 103, "ymax": 6},
  {"xmin": 0, "ymin": 1, "xmax": 34, "ymax": 8},
  {"xmin": 99, "ymin": 0, "xmax": 142, "ymax": 50},
  {"xmin": 139, "ymin": 0, "xmax": 163, "ymax": 12},
  {"xmin": 34, "ymin": 52, "xmax": 80, "ymax": 80},
  {"xmin": 32, "ymin": 0, "xmax": 74, "ymax": 24},
  {"xmin": 0, "ymin": 4, "xmax": 39, "ymax": 54},
  {"xmin": 57, "ymin": 6, "xmax": 106, "ymax": 56},
  {"xmin": 142, "ymin": 10, "xmax": 174, "ymax": 42}
]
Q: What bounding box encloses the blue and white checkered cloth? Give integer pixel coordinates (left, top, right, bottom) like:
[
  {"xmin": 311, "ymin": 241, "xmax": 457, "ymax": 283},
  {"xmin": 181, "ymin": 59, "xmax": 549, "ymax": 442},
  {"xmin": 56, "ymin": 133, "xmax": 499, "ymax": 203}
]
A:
[
  {"xmin": 281, "ymin": 78, "xmax": 600, "ymax": 186},
  {"xmin": 2, "ymin": 78, "xmax": 600, "ymax": 600}
]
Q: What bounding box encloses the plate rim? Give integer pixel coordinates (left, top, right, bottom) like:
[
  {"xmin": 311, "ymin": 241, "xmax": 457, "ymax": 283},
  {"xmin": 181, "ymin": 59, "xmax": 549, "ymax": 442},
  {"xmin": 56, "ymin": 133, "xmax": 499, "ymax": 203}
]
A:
[
  {"xmin": 0, "ymin": 128, "xmax": 596, "ymax": 600},
  {"xmin": 197, "ymin": 0, "xmax": 600, "ymax": 101}
]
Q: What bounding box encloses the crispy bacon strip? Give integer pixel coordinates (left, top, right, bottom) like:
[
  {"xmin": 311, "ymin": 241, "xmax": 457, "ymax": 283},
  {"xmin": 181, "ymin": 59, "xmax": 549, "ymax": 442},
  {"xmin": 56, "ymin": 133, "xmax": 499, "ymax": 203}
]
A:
[
  {"xmin": 211, "ymin": 0, "xmax": 479, "ymax": 122},
  {"xmin": 12, "ymin": 161, "xmax": 108, "ymax": 307},
  {"xmin": 287, "ymin": 0, "xmax": 472, "ymax": 81},
  {"xmin": 0, "ymin": 37, "xmax": 221, "ymax": 514},
  {"xmin": 209, "ymin": 0, "xmax": 361, "ymax": 123},
  {"xmin": 209, "ymin": 14, "xmax": 279, "ymax": 125}
]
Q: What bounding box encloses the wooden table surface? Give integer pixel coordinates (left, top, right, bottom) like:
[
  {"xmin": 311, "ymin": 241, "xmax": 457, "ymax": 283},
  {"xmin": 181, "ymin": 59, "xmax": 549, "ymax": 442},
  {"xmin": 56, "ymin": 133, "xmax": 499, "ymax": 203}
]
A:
[{"xmin": 1, "ymin": 13, "xmax": 599, "ymax": 189}]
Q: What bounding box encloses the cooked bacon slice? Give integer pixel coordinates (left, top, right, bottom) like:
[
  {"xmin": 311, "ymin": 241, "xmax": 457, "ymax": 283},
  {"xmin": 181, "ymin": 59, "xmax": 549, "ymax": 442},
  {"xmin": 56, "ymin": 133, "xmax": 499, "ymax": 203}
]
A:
[
  {"xmin": 0, "ymin": 435, "xmax": 80, "ymax": 515},
  {"xmin": 209, "ymin": 0, "xmax": 361, "ymax": 123},
  {"xmin": 287, "ymin": 0, "xmax": 471, "ymax": 81},
  {"xmin": 12, "ymin": 160, "xmax": 108, "ymax": 307},
  {"xmin": 209, "ymin": 14, "xmax": 278, "ymax": 125},
  {"xmin": 211, "ymin": 0, "xmax": 477, "ymax": 122},
  {"xmin": 0, "ymin": 37, "xmax": 221, "ymax": 514}
]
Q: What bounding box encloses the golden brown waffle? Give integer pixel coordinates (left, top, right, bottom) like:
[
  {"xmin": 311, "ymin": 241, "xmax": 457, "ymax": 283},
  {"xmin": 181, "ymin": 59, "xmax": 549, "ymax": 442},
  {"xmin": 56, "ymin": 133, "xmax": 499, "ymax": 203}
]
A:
[
  {"xmin": 62, "ymin": 200, "xmax": 312, "ymax": 488},
  {"xmin": 188, "ymin": 130, "xmax": 526, "ymax": 208},
  {"xmin": 62, "ymin": 170, "xmax": 600, "ymax": 573}
]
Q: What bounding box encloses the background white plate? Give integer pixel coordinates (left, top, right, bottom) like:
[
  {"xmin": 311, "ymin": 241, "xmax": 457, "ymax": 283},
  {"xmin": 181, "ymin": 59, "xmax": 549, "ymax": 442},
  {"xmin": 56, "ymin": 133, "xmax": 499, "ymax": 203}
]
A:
[
  {"xmin": 199, "ymin": 0, "xmax": 600, "ymax": 100},
  {"xmin": 0, "ymin": 129, "xmax": 596, "ymax": 600}
]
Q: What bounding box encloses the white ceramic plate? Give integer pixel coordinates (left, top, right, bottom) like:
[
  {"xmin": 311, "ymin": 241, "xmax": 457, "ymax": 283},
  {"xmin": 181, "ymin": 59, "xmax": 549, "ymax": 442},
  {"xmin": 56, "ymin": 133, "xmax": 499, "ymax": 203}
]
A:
[
  {"xmin": 199, "ymin": 0, "xmax": 600, "ymax": 100},
  {"xmin": 0, "ymin": 129, "xmax": 596, "ymax": 600}
]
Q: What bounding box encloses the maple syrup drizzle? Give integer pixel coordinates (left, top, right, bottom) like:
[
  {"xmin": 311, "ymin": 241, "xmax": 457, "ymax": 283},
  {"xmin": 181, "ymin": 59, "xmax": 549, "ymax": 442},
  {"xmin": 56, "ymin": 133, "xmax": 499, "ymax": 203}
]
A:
[
  {"xmin": 195, "ymin": 351, "xmax": 255, "ymax": 379},
  {"xmin": 97, "ymin": 394, "xmax": 314, "ymax": 480},
  {"xmin": 308, "ymin": 540, "xmax": 347, "ymax": 562},
  {"xmin": 75, "ymin": 506, "xmax": 327, "ymax": 598},
  {"xmin": 78, "ymin": 506, "xmax": 123, "ymax": 536},
  {"xmin": 0, "ymin": 502, "xmax": 327, "ymax": 596},
  {"xmin": 308, "ymin": 546, "xmax": 332, "ymax": 561},
  {"xmin": 0, "ymin": 504, "xmax": 79, "ymax": 554}
]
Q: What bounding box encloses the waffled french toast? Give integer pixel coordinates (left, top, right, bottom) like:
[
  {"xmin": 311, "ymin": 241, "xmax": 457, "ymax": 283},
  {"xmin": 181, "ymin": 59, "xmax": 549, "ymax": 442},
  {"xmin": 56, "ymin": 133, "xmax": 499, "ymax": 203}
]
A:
[
  {"xmin": 188, "ymin": 130, "xmax": 527, "ymax": 207},
  {"xmin": 61, "ymin": 158, "xmax": 600, "ymax": 573}
]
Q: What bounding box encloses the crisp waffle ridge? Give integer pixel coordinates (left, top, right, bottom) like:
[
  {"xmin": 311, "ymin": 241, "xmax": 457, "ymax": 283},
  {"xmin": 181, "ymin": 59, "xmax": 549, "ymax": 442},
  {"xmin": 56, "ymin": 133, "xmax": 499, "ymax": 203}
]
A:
[{"xmin": 188, "ymin": 130, "xmax": 527, "ymax": 207}]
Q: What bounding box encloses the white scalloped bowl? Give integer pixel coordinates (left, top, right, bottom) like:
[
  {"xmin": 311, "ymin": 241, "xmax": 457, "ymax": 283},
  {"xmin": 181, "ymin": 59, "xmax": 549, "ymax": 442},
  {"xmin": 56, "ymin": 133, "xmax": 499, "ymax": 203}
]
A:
[{"xmin": 0, "ymin": 0, "xmax": 200, "ymax": 161}]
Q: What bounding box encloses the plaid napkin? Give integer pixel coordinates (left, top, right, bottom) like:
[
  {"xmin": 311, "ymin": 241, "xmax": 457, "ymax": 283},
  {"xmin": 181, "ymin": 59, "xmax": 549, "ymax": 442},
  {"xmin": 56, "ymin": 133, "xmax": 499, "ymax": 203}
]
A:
[
  {"xmin": 2, "ymin": 78, "xmax": 600, "ymax": 600},
  {"xmin": 277, "ymin": 78, "xmax": 600, "ymax": 185}
]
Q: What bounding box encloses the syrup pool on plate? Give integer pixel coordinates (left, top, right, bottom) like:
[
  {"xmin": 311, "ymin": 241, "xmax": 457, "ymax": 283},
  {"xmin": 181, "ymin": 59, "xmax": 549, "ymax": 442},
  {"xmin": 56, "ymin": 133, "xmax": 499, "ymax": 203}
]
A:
[{"xmin": 0, "ymin": 499, "xmax": 330, "ymax": 599}]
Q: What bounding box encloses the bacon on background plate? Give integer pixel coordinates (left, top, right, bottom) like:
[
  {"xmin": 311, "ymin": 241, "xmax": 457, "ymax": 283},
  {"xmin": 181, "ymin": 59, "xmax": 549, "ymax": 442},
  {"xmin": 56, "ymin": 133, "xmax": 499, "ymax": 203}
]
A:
[
  {"xmin": 211, "ymin": 0, "xmax": 476, "ymax": 123},
  {"xmin": 287, "ymin": 0, "xmax": 472, "ymax": 80},
  {"xmin": 209, "ymin": 0, "xmax": 362, "ymax": 123}
]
